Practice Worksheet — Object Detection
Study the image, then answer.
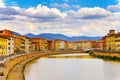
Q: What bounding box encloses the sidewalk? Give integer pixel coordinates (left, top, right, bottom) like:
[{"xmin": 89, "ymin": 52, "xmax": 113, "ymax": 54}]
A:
[{"xmin": 7, "ymin": 57, "xmax": 38, "ymax": 80}]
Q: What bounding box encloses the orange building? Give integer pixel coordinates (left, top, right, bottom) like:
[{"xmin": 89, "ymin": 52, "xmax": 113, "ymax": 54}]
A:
[
  {"xmin": 30, "ymin": 38, "xmax": 48, "ymax": 51},
  {"xmin": 47, "ymin": 40, "xmax": 55, "ymax": 51},
  {"xmin": 91, "ymin": 40, "xmax": 103, "ymax": 51},
  {"xmin": 102, "ymin": 36, "xmax": 106, "ymax": 51}
]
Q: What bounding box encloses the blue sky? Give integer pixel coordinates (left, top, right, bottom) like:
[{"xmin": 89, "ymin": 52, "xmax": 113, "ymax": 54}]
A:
[
  {"xmin": 0, "ymin": 0, "xmax": 120, "ymax": 36},
  {"xmin": 4, "ymin": 0, "xmax": 118, "ymax": 11}
]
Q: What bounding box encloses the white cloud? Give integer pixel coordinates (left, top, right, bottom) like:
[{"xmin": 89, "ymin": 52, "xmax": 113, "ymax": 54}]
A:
[
  {"xmin": 0, "ymin": 4, "xmax": 120, "ymax": 36},
  {"xmin": 26, "ymin": 4, "xmax": 67, "ymax": 18},
  {"xmin": 76, "ymin": 7, "xmax": 111, "ymax": 19},
  {"xmin": 118, "ymin": 0, "xmax": 120, "ymax": 5},
  {"xmin": 0, "ymin": 0, "xmax": 5, "ymax": 7},
  {"xmin": 73, "ymin": 5, "xmax": 81, "ymax": 9},
  {"xmin": 60, "ymin": 3, "xmax": 70, "ymax": 9},
  {"xmin": 107, "ymin": 0, "xmax": 120, "ymax": 11},
  {"xmin": 50, "ymin": 2, "xmax": 59, "ymax": 8},
  {"xmin": 107, "ymin": 5, "xmax": 120, "ymax": 11}
]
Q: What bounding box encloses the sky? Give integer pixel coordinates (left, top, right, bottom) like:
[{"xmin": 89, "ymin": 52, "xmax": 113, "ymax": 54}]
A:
[{"xmin": 0, "ymin": 0, "xmax": 120, "ymax": 36}]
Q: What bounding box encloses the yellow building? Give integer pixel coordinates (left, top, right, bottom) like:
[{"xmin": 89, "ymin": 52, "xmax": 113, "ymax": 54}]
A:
[
  {"xmin": 54, "ymin": 39, "xmax": 60, "ymax": 51},
  {"xmin": 75, "ymin": 40, "xmax": 92, "ymax": 51},
  {"xmin": 105, "ymin": 30, "xmax": 116, "ymax": 51},
  {"xmin": 0, "ymin": 35, "xmax": 7, "ymax": 56},
  {"xmin": 115, "ymin": 32, "xmax": 120, "ymax": 52},
  {"xmin": 14, "ymin": 35, "xmax": 20, "ymax": 54},
  {"xmin": 19, "ymin": 36, "xmax": 25, "ymax": 53},
  {"xmin": 67, "ymin": 41, "xmax": 74, "ymax": 50}
]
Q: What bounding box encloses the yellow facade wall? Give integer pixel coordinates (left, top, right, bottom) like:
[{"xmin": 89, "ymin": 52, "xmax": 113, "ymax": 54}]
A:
[{"xmin": 0, "ymin": 36, "xmax": 7, "ymax": 56}]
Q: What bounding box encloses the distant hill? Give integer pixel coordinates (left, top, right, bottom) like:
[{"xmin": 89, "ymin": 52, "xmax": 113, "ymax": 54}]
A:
[
  {"xmin": 69, "ymin": 36, "xmax": 102, "ymax": 41},
  {"xmin": 24, "ymin": 33, "xmax": 37, "ymax": 38},
  {"xmin": 37, "ymin": 33, "xmax": 69, "ymax": 40},
  {"xmin": 12, "ymin": 31, "xmax": 21, "ymax": 36},
  {"xmin": 24, "ymin": 33, "xmax": 102, "ymax": 41}
]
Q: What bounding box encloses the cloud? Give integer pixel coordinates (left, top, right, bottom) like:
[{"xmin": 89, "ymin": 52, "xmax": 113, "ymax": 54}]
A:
[
  {"xmin": 0, "ymin": 7, "xmax": 19, "ymax": 15},
  {"xmin": 71, "ymin": 7, "xmax": 111, "ymax": 19},
  {"xmin": 25, "ymin": 4, "xmax": 67, "ymax": 19},
  {"xmin": 60, "ymin": 3, "xmax": 70, "ymax": 9},
  {"xmin": 0, "ymin": 0, "xmax": 5, "ymax": 7},
  {"xmin": 0, "ymin": 3, "xmax": 120, "ymax": 36},
  {"xmin": 107, "ymin": 5, "xmax": 120, "ymax": 12},
  {"xmin": 73, "ymin": 5, "xmax": 81, "ymax": 10},
  {"xmin": 0, "ymin": 4, "xmax": 67, "ymax": 21},
  {"xmin": 0, "ymin": 14, "xmax": 16, "ymax": 20},
  {"xmin": 107, "ymin": 0, "xmax": 120, "ymax": 12},
  {"xmin": 50, "ymin": 2, "xmax": 59, "ymax": 8}
]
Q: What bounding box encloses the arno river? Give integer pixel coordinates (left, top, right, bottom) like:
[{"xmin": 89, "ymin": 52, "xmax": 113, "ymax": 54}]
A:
[{"xmin": 24, "ymin": 53, "xmax": 120, "ymax": 80}]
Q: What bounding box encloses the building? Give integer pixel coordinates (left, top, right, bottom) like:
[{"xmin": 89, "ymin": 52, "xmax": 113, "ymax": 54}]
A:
[
  {"xmin": 75, "ymin": 40, "xmax": 84, "ymax": 50},
  {"xmin": 30, "ymin": 38, "xmax": 48, "ymax": 51},
  {"xmin": 0, "ymin": 29, "xmax": 14, "ymax": 55},
  {"xmin": 75, "ymin": 40, "xmax": 92, "ymax": 51},
  {"xmin": 0, "ymin": 35, "xmax": 7, "ymax": 56},
  {"xmin": 14, "ymin": 35, "xmax": 22, "ymax": 54},
  {"xmin": 92, "ymin": 40, "xmax": 103, "ymax": 51},
  {"xmin": 102, "ymin": 36, "xmax": 106, "ymax": 51},
  {"xmin": 60, "ymin": 40, "xmax": 65, "ymax": 50},
  {"xmin": 105, "ymin": 30, "xmax": 116, "ymax": 51},
  {"xmin": 19, "ymin": 36, "xmax": 30, "ymax": 53},
  {"xmin": 54, "ymin": 39, "xmax": 60, "ymax": 51},
  {"xmin": 67, "ymin": 41, "xmax": 74, "ymax": 50},
  {"xmin": 115, "ymin": 32, "xmax": 120, "ymax": 52},
  {"xmin": 47, "ymin": 40, "xmax": 55, "ymax": 51}
]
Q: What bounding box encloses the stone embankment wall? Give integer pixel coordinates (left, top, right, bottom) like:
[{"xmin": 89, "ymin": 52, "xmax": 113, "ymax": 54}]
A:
[
  {"xmin": 4, "ymin": 52, "xmax": 48, "ymax": 80},
  {"xmin": 91, "ymin": 51, "xmax": 120, "ymax": 61},
  {"xmin": 4, "ymin": 50, "xmax": 84, "ymax": 80}
]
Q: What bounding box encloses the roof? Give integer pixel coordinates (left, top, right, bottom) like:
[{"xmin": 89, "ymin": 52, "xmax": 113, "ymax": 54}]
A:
[
  {"xmin": 115, "ymin": 32, "xmax": 120, "ymax": 37},
  {"xmin": 0, "ymin": 35, "xmax": 8, "ymax": 39}
]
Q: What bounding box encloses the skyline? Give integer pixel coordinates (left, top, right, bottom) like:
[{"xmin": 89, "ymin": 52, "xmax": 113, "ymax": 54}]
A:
[{"xmin": 0, "ymin": 0, "xmax": 120, "ymax": 36}]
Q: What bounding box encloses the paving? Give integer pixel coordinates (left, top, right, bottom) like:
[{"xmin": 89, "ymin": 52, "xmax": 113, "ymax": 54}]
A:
[{"xmin": 6, "ymin": 58, "xmax": 34, "ymax": 80}]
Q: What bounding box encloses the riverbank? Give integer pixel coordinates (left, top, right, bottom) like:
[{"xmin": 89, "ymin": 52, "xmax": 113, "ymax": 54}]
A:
[
  {"xmin": 7, "ymin": 55, "xmax": 41, "ymax": 80},
  {"xmin": 90, "ymin": 51, "xmax": 120, "ymax": 61},
  {"xmin": 4, "ymin": 50, "xmax": 84, "ymax": 80}
]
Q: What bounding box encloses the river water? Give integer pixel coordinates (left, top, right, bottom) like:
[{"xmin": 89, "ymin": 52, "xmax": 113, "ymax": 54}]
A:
[{"xmin": 24, "ymin": 53, "xmax": 120, "ymax": 80}]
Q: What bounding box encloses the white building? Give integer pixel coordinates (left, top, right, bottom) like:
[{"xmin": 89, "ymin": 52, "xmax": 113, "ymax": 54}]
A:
[
  {"xmin": 60, "ymin": 40, "xmax": 65, "ymax": 50},
  {"xmin": 7, "ymin": 37, "xmax": 14, "ymax": 55}
]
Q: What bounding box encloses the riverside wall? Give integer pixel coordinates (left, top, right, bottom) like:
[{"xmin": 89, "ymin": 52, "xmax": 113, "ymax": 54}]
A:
[
  {"xmin": 4, "ymin": 52, "xmax": 48, "ymax": 80},
  {"xmin": 4, "ymin": 50, "xmax": 84, "ymax": 80},
  {"xmin": 91, "ymin": 51, "xmax": 120, "ymax": 61}
]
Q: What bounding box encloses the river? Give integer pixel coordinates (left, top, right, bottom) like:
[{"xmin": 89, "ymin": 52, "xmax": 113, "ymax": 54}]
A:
[{"xmin": 24, "ymin": 53, "xmax": 120, "ymax": 80}]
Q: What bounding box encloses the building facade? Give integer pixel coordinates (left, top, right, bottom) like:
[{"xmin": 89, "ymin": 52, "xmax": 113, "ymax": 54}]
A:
[
  {"xmin": 115, "ymin": 32, "xmax": 120, "ymax": 52},
  {"xmin": 0, "ymin": 35, "xmax": 7, "ymax": 56},
  {"xmin": 0, "ymin": 29, "xmax": 14, "ymax": 55},
  {"xmin": 30, "ymin": 38, "xmax": 48, "ymax": 51}
]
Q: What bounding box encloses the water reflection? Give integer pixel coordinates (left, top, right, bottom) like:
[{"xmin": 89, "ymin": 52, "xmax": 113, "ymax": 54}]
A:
[{"xmin": 24, "ymin": 54, "xmax": 120, "ymax": 80}]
